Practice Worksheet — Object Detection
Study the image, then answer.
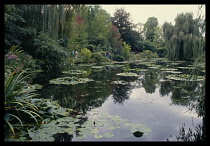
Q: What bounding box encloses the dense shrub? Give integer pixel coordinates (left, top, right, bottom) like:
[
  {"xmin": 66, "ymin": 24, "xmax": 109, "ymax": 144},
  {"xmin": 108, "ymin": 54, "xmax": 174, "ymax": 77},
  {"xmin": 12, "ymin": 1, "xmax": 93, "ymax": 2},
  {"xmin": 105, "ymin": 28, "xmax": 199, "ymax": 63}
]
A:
[
  {"xmin": 80, "ymin": 48, "xmax": 92, "ymax": 63},
  {"xmin": 32, "ymin": 32, "xmax": 68, "ymax": 72},
  {"xmin": 122, "ymin": 42, "xmax": 131, "ymax": 60},
  {"xmin": 139, "ymin": 50, "xmax": 159, "ymax": 59},
  {"xmin": 155, "ymin": 47, "xmax": 167, "ymax": 57},
  {"xmin": 5, "ymin": 46, "xmax": 38, "ymax": 73},
  {"xmin": 137, "ymin": 40, "xmax": 156, "ymax": 52},
  {"xmin": 91, "ymin": 52, "xmax": 108, "ymax": 63},
  {"xmin": 113, "ymin": 54, "xmax": 125, "ymax": 61}
]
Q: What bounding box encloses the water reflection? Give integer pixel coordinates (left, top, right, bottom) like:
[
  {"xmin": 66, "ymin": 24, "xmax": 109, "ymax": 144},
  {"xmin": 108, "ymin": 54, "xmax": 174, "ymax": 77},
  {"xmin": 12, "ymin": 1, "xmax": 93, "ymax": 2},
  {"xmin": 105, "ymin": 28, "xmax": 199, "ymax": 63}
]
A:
[
  {"xmin": 142, "ymin": 69, "xmax": 159, "ymax": 94},
  {"xmin": 111, "ymin": 84, "xmax": 131, "ymax": 104},
  {"xmin": 31, "ymin": 60, "xmax": 205, "ymax": 141}
]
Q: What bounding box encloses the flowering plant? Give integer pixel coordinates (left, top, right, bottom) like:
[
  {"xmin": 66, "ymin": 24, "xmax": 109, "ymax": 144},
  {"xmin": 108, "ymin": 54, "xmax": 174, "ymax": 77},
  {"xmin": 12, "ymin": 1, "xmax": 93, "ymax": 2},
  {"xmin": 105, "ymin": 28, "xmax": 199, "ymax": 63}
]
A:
[{"xmin": 6, "ymin": 52, "xmax": 18, "ymax": 60}]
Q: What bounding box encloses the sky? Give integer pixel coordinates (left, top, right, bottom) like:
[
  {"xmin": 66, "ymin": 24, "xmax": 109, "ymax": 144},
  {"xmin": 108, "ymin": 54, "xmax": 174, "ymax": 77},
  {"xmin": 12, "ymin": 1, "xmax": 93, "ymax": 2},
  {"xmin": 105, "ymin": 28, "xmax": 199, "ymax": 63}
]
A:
[{"xmin": 100, "ymin": 5, "xmax": 205, "ymax": 26}]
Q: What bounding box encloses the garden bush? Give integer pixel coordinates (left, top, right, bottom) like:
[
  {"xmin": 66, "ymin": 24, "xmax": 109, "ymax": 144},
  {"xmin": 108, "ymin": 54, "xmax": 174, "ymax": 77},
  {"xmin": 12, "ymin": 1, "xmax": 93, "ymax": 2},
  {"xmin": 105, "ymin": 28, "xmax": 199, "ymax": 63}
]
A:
[
  {"xmin": 122, "ymin": 42, "xmax": 131, "ymax": 60},
  {"xmin": 5, "ymin": 46, "xmax": 38, "ymax": 73},
  {"xmin": 91, "ymin": 52, "xmax": 108, "ymax": 63},
  {"xmin": 80, "ymin": 48, "xmax": 92, "ymax": 63},
  {"xmin": 156, "ymin": 47, "xmax": 167, "ymax": 57},
  {"xmin": 32, "ymin": 32, "xmax": 68, "ymax": 72},
  {"xmin": 139, "ymin": 50, "xmax": 159, "ymax": 59},
  {"xmin": 113, "ymin": 54, "xmax": 125, "ymax": 62}
]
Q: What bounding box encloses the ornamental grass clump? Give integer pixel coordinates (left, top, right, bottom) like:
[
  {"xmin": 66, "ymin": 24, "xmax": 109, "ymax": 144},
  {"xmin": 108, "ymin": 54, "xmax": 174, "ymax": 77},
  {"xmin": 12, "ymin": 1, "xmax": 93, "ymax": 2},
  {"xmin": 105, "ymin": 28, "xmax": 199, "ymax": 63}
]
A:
[{"xmin": 4, "ymin": 71, "xmax": 42, "ymax": 136}]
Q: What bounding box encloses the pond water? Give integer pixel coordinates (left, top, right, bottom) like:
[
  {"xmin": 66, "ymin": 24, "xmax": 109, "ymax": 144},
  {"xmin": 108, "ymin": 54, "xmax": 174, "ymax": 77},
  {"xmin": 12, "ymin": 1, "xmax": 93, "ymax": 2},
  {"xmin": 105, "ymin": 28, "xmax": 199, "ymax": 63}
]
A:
[{"xmin": 31, "ymin": 59, "xmax": 205, "ymax": 141}]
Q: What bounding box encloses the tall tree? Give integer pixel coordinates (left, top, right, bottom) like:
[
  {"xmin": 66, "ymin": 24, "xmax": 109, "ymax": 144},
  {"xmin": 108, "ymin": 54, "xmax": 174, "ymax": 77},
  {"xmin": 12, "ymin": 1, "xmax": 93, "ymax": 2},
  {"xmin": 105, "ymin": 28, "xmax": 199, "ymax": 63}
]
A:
[
  {"xmin": 144, "ymin": 17, "xmax": 158, "ymax": 42},
  {"xmin": 86, "ymin": 5, "xmax": 112, "ymax": 52},
  {"xmin": 112, "ymin": 8, "xmax": 133, "ymax": 44},
  {"xmin": 68, "ymin": 13, "xmax": 88, "ymax": 51},
  {"xmin": 112, "ymin": 7, "xmax": 141, "ymax": 52},
  {"xmin": 108, "ymin": 24, "xmax": 123, "ymax": 54},
  {"xmin": 163, "ymin": 13, "xmax": 203, "ymax": 60}
]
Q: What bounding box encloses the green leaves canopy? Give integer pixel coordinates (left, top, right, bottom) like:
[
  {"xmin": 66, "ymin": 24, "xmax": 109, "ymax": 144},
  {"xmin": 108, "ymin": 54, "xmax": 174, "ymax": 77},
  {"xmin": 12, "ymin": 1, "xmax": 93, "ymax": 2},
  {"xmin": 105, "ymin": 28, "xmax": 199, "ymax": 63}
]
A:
[{"xmin": 162, "ymin": 13, "xmax": 204, "ymax": 61}]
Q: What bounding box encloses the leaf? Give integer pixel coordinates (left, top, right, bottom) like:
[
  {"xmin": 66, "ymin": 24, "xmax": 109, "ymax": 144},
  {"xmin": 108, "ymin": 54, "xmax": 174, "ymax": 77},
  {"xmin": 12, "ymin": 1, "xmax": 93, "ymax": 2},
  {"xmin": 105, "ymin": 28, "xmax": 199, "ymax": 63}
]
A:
[
  {"xmin": 103, "ymin": 132, "xmax": 114, "ymax": 138},
  {"xmin": 77, "ymin": 135, "xmax": 86, "ymax": 140},
  {"xmin": 94, "ymin": 135, "xmax": 103, "ymax": 139},
  {"xmin": 116, "ymin": 72, "xmax": 138, "ymax": 77},
  {"xmin": 108, "ymin": 126, "xmax": 116, "ymax": 130}
]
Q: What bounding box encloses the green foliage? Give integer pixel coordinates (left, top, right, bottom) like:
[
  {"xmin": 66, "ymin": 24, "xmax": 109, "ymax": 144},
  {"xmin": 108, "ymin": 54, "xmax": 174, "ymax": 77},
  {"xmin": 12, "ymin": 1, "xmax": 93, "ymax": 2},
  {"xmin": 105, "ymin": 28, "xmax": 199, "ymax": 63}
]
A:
[
  {"xmin": 113, "ymin": 55, "xmax": 125, "ymax": 62},
  {"xmin": 49, "ymin": 76, "xmax": 94, "ymax": 85},
  {"xmin": 4, "ymin": 71, "xmax": 41, "ymax": 135},
  {"xmin": 81, "ymin": 48, "xmax": 92, "ymax": 63},
  {"xmin": 144, "ymin": 17, "xmax": 159, "ymax": 42},
  {"xmin": 33, "ymin": 32, "xmax": 68, "ymax": 72},
  {"xmin": 5, "ymin": 46, "xmax": 38, "ymax": 73},
  {"xmin": 122, "ymin": 41, "xmax": 131, "ymax": 59},
  {"xmin": 153, "ymin": 27, "xmax": 165, "ymax": 48},
  {"xmin": 138, "ymin": 40, "xmax": 156, "ymax": 52},
  {"xmin": 108, "ymin": 24, "xmax": 123, "ymax": 54},
  {"xmin": 88, "ymin": 35, "xmax": 112, "ymax": 52},
  {"xmin": 91, "ymin": 52, "xmax": 108, "ymax": 63},
  {"xmin": 155, "ymin": 47, "xmax": 167, "ymax": 57},
  {"xmin": 163, "ymin": 13, "xmax": 204, "ymax": 61},
  {"xmin": 112, "ymin": 8, "xmax": 142, "ymax": 52},
  {"xmin": 68, "ymin": 14, "xmax": 88, "ymax": 51},
  {"xmin": 139, "ymin": 50, "xmax": 159, "ymax": 59},
  {"xmin": 87, "ymin": 7, "xmax": 111, "ymax": 41},
  {"xmin": 112, "ymin": 8, "xmax": 134, "ymax": 44},
  {"xmin": 4, "ymin": 5, "xmax": 28, "ymax": 51}
]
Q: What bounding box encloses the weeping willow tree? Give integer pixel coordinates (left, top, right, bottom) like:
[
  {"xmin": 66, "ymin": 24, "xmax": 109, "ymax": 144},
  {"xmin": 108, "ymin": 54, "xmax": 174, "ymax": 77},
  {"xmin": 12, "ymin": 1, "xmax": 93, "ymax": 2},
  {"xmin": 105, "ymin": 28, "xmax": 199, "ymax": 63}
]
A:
[{"xmin": 163, "ymin": 12, "xmax": 205, "ymax": 61}]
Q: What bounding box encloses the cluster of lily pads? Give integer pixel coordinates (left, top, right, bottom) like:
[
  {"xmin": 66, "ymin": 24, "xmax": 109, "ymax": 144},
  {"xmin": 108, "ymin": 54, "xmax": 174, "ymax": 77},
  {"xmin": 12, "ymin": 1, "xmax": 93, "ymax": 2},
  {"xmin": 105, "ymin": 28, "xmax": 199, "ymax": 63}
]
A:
[
  {"xmin": 5, "ymin": 98, "xmax": 75, "ymax": 142},
  {"xmin": 91, "ymin": 66, "xmax": 104, "ymax": 69},
  {"xmin": 129, "ymin": 68, "xmax": 148, "ymax": 72},
  {"xmin": 62, "ymin": 70, "xmax": 87, "ymax": 75},
  {"xmin": 116, "ymin": 72, "xmax": 139, "ymax": 77},
  {"xmin": 26, "ymin": 107, "xmax": 151, "ymax": 141},
  {"xmin": 111, "ymin": 80, "xmax": 130, "ymax": 85},
  {"xmin": 21, "ymin": 83, "xmax": 43, "ymax": 93},
  {"xmin": 49, "ymin": 77, "xmax": 94, "ymax": 85},
  {"xmin": 165, "ymin": 74, "xmax": 205, "ymax": 81}
]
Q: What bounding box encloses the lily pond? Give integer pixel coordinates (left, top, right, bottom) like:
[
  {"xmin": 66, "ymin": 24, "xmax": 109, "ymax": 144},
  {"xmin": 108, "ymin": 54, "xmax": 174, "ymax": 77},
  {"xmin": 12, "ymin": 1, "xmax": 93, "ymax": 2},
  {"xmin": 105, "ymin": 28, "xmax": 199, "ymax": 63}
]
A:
[{"xmin": 11, "ymin": 59, "xmax": 206, "ymax": 141}]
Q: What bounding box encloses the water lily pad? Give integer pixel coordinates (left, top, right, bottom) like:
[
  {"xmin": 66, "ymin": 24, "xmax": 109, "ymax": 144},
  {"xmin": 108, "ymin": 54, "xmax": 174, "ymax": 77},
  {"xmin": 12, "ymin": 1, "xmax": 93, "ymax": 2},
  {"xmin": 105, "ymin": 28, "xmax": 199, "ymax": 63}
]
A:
[
  {"xmin": 176, "ymin": 66, "xmax": 196, "ymax": 69},
  {"xmin": 106, "ymin": 64, "xmax": 124, "ymax": 68},
  {"xmin": 108, "ymin": 126, "xmax": 116, "ymax": 130},
  {"xmin": 130, "ymin": 68, "xmax": 148, "ymax": 72},
  {"xmin": 116, "ymin": 72, "xmax": 138, "ymax": 77},
  {"xmin": 94, "ymin": 135, "xmax": 103, "ymax": 139},
  {"xmin": 165, "ymin": 74, "xmax": 205, "ymax": 81},
  {"xmin": 103, "ymin": 132, "xmax": 114, "ymax": 138},
  {"xmin": 160, "ymin": 68, "xmax": 178, "ymax": 71},
  {"xmin": 111, "ymin": 80, "xmax": 129, "ymax": 85},
  {"xmin": 91, "ymin": 66, "xmax": 104, "ymax": 69},
  {"xmin": 49, "ymin": 77, "xmax": 94, "ymax": 85},
  {"xmin": 77, "ymin": 135, "xmax": 86, "ymax": 139},
  {"xmin": 62, "ymin": 70, "xmax": 87, "ymax": 74},
  {"xmin": 147, "ymin": 66, "xmax": 161, "ymax": 69}
]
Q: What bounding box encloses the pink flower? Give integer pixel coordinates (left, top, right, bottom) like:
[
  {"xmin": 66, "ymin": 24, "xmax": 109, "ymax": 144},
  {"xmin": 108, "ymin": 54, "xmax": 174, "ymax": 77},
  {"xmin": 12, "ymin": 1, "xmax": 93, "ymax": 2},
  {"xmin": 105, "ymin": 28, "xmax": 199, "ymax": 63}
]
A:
[
  {"xmin": 76, "ymin": 14, "xmax": 84, "ymax": 25},
  {"xmin": 6, "ymin": 53, "xmax": 18, "ymax": 60}
]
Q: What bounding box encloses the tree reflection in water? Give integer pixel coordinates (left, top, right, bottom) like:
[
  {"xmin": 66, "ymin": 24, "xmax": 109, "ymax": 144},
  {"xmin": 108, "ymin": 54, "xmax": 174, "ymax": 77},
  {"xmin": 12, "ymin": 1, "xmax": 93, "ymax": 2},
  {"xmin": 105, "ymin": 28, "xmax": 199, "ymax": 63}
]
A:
[{"xmin": 31, "ymin": 60, "xmax": 205, "ymax": 141}]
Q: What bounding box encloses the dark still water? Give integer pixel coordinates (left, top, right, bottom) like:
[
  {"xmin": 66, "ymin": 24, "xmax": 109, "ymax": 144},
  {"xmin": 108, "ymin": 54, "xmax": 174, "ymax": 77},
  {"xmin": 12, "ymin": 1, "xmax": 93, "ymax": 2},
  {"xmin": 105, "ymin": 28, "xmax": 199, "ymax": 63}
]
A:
[{"xmin": 32, "ymin": 59, "xmax": 205, "ymax": 141}]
